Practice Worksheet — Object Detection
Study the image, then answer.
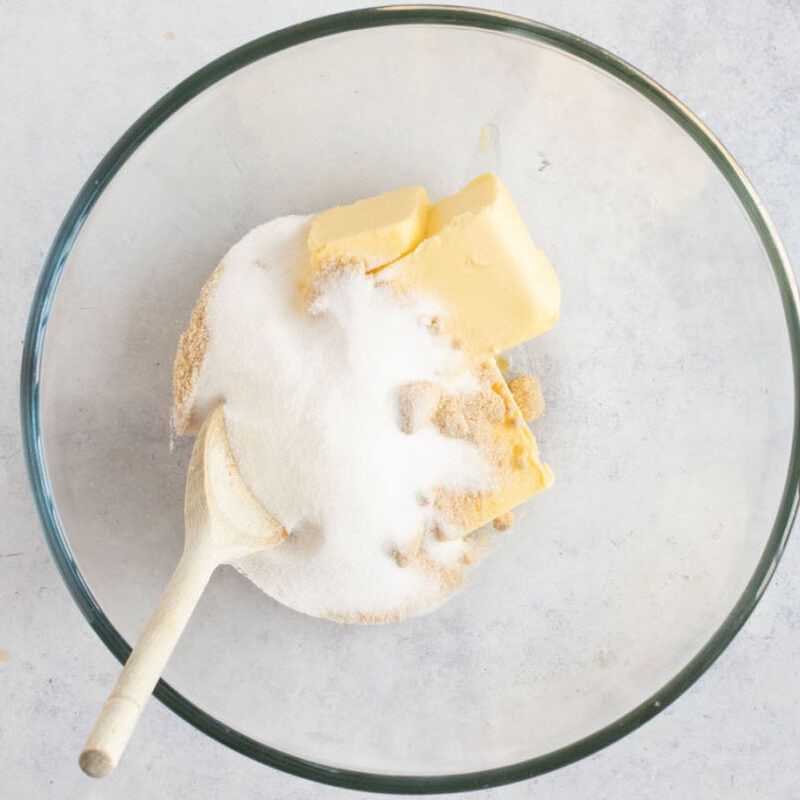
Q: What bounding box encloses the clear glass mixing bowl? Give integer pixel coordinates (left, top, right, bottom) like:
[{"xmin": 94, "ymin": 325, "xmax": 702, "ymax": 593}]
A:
[{"xmin": 21, "ymin": 6, "xmax": 799, "ymax": 793}]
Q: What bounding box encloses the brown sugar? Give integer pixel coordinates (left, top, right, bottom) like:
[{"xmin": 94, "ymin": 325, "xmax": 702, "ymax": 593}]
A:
[
  {"xmin": 397, "ymin": 381, "xmax": 443, "ymax": 434},
  {"xmin": 493, "ymin": 511, "xmax": 514, "ymax": 531},
  {"xmin": 433, "ymin": 395, "xmax": 471, "ymax": 439},
  {"xmin": 172, "ymin": 264, "xmax": 223, "ymax": 434},
  {"xmin": 432, "ymin": 384, "xmax": 505, "ymax": 443},
  {"xmin": 432, "ymin": 486, "xmax": 486, "ymax": 532},
  {"xmin": 508, "ymin": 374, "xmax": 545, "ymax": 421},
  {"xmin": 464, "ymin": 389, "xmax": 506, "ymax": 425}
]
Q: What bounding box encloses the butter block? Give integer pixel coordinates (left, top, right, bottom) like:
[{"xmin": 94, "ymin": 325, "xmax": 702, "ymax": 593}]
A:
[
  {"xmin": 387, "ymin": 174, "xmax": 560, "ymax": 355},
  {"xmin": 470, "ymin": 369, "xmax": 553, "ymax": 530},
  {"xmin": 308, "ymin": 185, "xmax": 429, "ymax": 274},
  {"xmin": 434, "ymin": 360, "xmax": 553, "ymax": 535}
]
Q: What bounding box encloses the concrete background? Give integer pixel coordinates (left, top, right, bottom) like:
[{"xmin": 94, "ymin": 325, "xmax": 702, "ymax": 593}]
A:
[{"xmin": 2, "ymin": 1, "xmax": 798, "ymax": 798}]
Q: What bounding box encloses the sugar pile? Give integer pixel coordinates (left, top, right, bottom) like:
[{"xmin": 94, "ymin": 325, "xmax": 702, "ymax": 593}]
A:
[{"xmin": 180, "ymin": 215, "xmax": 495, "ymax": 622}]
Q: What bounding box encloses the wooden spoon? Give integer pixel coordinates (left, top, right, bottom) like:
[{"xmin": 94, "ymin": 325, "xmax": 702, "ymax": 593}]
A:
[{"xmin": 79, "ymin": 403, "xmax": 287, "ymax": 778}]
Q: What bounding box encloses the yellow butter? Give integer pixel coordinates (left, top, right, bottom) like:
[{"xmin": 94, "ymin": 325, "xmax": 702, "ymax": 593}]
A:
[
  {"xmin": 307, "ymin": 185, "xmax": 429, "ymax": 274},
  {"xmin": 305, "ymin": 175, "xmax": 557, "ymax": 535},
  {"xmin": 478, "ymin": 371, "xmax": 553, "ymax": 530},
  {"xmin": 387, "ymin": 174, "xmax": 560, "ymax": 355}
]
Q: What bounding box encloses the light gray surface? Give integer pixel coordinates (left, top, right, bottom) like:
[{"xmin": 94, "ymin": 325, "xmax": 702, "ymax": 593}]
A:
[{"xmin": 1, "ymin": 1, "xmax": 798, "ymax": 798}]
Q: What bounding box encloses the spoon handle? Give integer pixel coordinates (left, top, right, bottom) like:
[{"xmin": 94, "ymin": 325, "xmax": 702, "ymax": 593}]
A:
[{"xmin": 79, "ymin": 540, "xmax": 218, "ymax": 778}]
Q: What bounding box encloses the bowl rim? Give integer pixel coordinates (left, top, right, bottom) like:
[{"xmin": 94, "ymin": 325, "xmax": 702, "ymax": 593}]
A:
[{"xmin": 20, "ymin": 4, "xmax": 800, "ymax": 793}]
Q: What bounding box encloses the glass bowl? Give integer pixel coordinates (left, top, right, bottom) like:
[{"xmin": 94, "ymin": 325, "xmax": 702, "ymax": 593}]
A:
[{"xmin": 21, "ymin": 6, "xmax": 799, "ymax": 794}]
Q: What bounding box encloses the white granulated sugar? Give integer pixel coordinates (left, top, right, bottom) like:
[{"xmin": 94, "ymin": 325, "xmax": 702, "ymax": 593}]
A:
[{"xmin": 188, "ymin": 215, "xmax": 493, "ymax": 622}]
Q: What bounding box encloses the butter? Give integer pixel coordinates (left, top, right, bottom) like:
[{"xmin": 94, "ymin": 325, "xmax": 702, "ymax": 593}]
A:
[
  {"xmin": 386, "ymin": 174, "xmax": 560, "ymax": 356},
  {"xmin": 303, "ymin": 175, "xmax": 558, "ymax": 539},
  {"xmin": 433, "ymin": 359, "xmax": 553, "ymax": 535},
  {"xmin": 307, "ymin": 185, "xmax": 429, "ymax": 274}
]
